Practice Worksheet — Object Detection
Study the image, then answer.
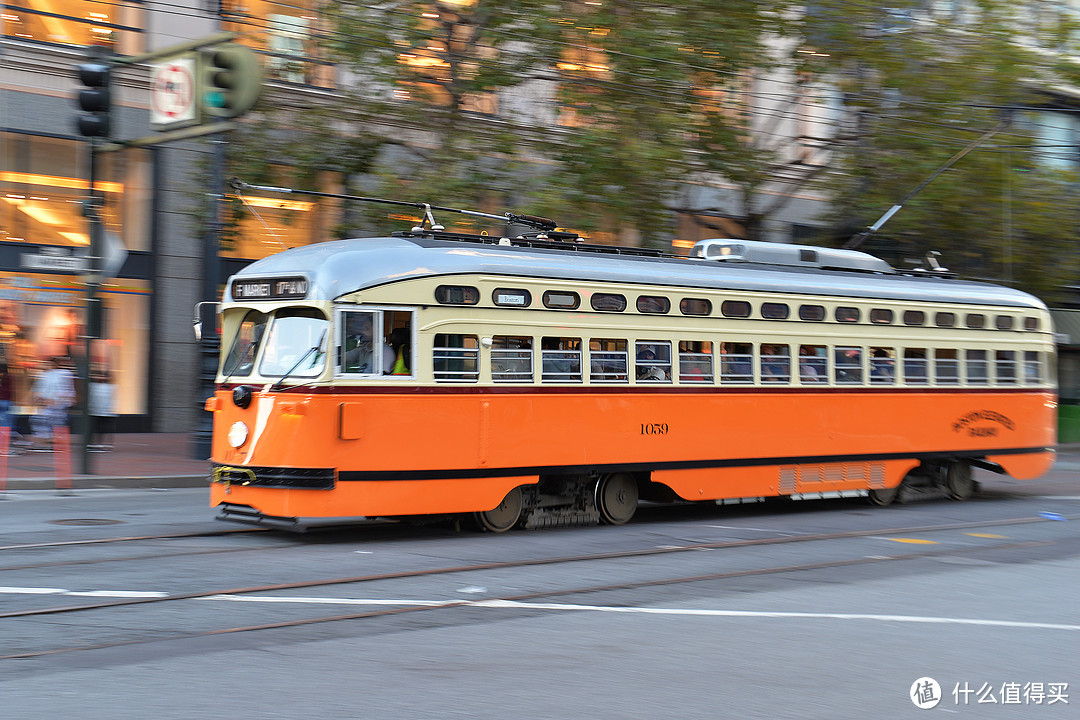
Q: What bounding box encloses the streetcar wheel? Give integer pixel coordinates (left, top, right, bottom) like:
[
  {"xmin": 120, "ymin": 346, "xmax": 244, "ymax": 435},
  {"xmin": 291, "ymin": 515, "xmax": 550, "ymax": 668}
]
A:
[
  {"xmin": 946, "ymin": 462, "xmax": 975, "ymax": 501},
  {"xmin": 474, "ymin": 487, "xmax": 523, "ymax": 532},
  {"xmin": 867, "ymin": 485, "xmax": 900, "ymax": 507},
  {"xmin": 596, "ymin": 473, "xmax": 639, "ymax": 525}
]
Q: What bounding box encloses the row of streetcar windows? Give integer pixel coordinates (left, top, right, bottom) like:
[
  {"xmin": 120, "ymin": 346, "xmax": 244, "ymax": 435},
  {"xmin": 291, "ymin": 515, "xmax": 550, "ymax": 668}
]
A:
[
  {"xmin": 221, "ymin": 307, "xmax": 1046, "ymax": 387},
  {"xmin": 432, "ymin": 334, "xmax": 1046, "ymax": 386},
  {"xmin": 435, "ymin": 285, "xmax": 1042, "ymax": 331}
]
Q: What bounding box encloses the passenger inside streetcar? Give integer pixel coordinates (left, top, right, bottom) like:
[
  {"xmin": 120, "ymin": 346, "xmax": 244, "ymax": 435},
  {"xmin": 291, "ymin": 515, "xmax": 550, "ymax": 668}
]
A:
[{"xmin": 636, "ymin": 347, "xmax": 667, "ymax": 381}]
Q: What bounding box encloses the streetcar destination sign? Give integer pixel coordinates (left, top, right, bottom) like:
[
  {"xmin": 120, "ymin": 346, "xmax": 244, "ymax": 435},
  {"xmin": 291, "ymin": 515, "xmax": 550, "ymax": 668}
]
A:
[{"xmin": 231, "ymin": 276, "xmax": 308, "ymax": 300}]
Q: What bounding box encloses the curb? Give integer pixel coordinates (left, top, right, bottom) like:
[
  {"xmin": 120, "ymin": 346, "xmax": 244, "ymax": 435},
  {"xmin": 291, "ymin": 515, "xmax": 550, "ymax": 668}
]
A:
[{"xmin": 1, "ymin": 475, "xmax": 208, "ymax": 491}]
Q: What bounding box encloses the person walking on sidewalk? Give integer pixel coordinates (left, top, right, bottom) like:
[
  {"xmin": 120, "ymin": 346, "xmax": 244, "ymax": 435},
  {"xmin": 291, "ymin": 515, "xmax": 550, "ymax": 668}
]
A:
[
  {"xmin": 89, "ymin": 369, "xmax": 116, "ymax": 451},
  {"xmin": 30, "ymin": 356, "xmax": 75, "ymax": 452}
]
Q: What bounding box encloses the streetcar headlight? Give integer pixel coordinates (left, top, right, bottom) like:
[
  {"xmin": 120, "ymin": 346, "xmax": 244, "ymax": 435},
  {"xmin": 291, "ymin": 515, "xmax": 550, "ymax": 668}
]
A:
[
  {"xmin": 232, "ymin": 384, "xmax": 253, "ymax": 409},
  {"xmin": 228, "ymin": 421, "xmax": 249, "ymax": 448}
]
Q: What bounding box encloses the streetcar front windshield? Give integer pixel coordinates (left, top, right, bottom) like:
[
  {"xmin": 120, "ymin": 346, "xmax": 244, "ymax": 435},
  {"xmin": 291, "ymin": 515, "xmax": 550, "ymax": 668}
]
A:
[
  {"xmin": 222, "ymin": 309, "xmax": 269, "ymax": 378},
  {"xmin": 258, "ymin": 308, "xmax": 329, "ymax": 377}
]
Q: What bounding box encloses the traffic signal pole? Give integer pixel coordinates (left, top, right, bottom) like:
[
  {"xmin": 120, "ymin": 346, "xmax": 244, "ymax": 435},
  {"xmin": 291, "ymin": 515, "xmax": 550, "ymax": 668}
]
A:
[
  {"xmin": 74, "ymin": 46, "xmax": 114, "ymax": 476},
  {"xmin": 70, "ymin": 34, "xmax": 263, "ymax": 465}
]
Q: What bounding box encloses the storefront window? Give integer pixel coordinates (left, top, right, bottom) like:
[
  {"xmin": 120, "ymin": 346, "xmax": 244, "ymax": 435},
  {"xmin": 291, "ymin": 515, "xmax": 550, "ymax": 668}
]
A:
[
  {"xmin": 222, "ymin": 0, "xmax": 334, "ymax": 87},
  {"xmin": 0, "ymin": 132, "xmax": 150, "ymax": 252},
  {"xmin": 0, "ymin": 273, "xmax": 149, "ymax": 416},
  {"xmin": 1, "ymin": 0, "xmax": 144, "ymax": 54}
]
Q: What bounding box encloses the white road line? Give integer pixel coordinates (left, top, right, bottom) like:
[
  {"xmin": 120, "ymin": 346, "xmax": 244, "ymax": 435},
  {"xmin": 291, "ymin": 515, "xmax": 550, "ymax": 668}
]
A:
[
  {"xmin": 3, "ymin": 587, "xmax": 1075, "ymax": 631},
  {"xmin": 705, "ymin": 525, "xmax": 807, "ymax": 535},
  {"xmin": 0, "ymin": 587, "xmax": 166, "ymax": 598},
  {"xmin": 195, "ymin": 594, "xmax": 1080, "ymax": 631},
  {"xmin": 470, "ymin": 600, "xmax": 1080, "ymax": 631},
  {"xmin": 0, "ymin": 587, "xmax": 67, "ymax": 595},
  {"xmin": 66, "ymin": 590, "xmax": 168, "ymax": 598}
]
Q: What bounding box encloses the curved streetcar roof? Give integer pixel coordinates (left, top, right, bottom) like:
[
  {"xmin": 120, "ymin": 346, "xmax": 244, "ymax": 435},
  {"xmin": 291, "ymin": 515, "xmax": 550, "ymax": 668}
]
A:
[{"xmin": 230, "ymin": 235, "xmax": 1045, "ymax": 310}]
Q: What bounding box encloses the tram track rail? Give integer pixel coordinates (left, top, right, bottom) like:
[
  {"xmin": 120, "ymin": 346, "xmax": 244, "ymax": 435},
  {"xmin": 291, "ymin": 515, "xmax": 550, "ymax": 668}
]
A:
[
  {"xmin": 0, "ymin": 538, "xmax": 1053, "ymax": 661},
  {"xmin": 0, "ymin": 512, "xmax": 1075, "ymax": 660}
]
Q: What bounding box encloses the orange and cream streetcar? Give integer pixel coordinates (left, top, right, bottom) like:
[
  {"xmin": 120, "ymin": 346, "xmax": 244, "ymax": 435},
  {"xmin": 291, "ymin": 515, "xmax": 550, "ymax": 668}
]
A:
[{"xmin": 205, "ymin": 189, "xmax": 1056, "ymax": 530}]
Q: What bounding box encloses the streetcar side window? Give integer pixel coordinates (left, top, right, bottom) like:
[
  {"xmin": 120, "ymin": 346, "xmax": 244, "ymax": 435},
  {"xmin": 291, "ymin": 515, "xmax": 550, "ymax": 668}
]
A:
[
  {"xmin": 760, "ymin": 344, "xmax": 791, "ymax": 383},
  {"xmin": 544, "ymin": 291, "xmax": 580, "ymax": 310},
  {"xmin": 1024, "ymin": 351, "xmax": 1041, "ymax": 383},
  {"xmin": 720, "ymin": 342, "xmax": 753, "ymax": 384},
  {"xmin": 903, "ymin": 349, "xmax": 928, "ymax": 384},
  {"xmin": 435, "ymin": 285, "xmax": 479, "ymax": 305},
  {"xmin": 903, "ymin": 310, "xmax": 926, "ymax": 326},
  {"xmin": 1024, "ymin": 317, "xmax": 1040, "ymax": 331},
  {"xmin": 541, "ymin": 337, "xmax": 582, "ymax": 382},
  {"xmin": 966, "ymin": 350, "xmax": 989, "ymax": 384},
  {"xmin": 799, "ymin": 305, "xmax": 826, "ymax": 321},
  {"xmin": 834, "ymin": 346, "xmax": 863, "ymax": 384},
  {"xmin": 383, "ymin": 310, "xmax": 412, "ymax": 376},
  {"xmin": 433, "ymin": 334, "xmax": 480, "ymax": 382},
  {"xmin": 996, "ymin": 315, "xmax": 1015, "ymax": 331},
  {"xmin": 870, "ymin": 309, "xmax": 893, "ymax": 325},
  {"xmin": 935, "ymin": 312, "xmax": 956, "ymax": 328},
  {"xmin": 798, "ymin": 345, "xmax": 826, "ymax": 383},
  {"xmin": 592, "ymin": 293, "xmax": 627, "ymax": 312},
  {"xmin": 637, "ymin": 296, "xmax": 671, "ymax": 314},
  {"xmin": 835, "ymin": 306, "xmax": 860, "ymax": 323},
  {"xmin": 635, "ymin": 341, "xmax": 672, "ymax": 383},
  {"xmin": 340, "ymin": 311, "xmax": 378, "ymax": 374},
  {"xmin": 678, "ymin": 341, "xmax": 714, "ymax": 383},
  {"xmin": 935, "ymin": 349, "xmax": 960, "ymax": 385},
  {"xmin": 995, "ymin": 350, "xmax": 1017, "ymax": 384},
  {"xmin": 491, "ymin": 335, "xmax": 533, "ymax": 383},
  {"xmin": 590, "ymin": 339, "xmax": 628, "ymax": 383},
  {"xmin": 680, "ymin": 298, "xmax": 711, "ymax": 316},
  {"xmin": 721, "ymin": 300, "xmax": 752, "ymax": 318},
  {"xmin": 966, "ymin": 313, "xmax": 986, "ymax": 329},
  {"xmin": 221, "ymin": 309, "xmax": 269, "ymax": 378},
  {"xmin": 761, "ymin": 302, "xmax": 789, "ymax": 320},
  {"xmin": 870, "ymin": 348, "xmax": 895, "ymax": 384}
]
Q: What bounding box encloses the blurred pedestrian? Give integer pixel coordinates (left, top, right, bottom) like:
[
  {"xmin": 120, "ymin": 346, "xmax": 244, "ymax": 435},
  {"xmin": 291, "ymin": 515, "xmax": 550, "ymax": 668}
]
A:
[
  {"xmin": 0, "ymin": 359, "xmax": 12, "ymax": 430},
  {"xmin": 30, "ymin": 356, "xmax": 75, "ymax": 452},
  {"xmin": 89, "ymin": 369, "xmax": 116, "ymax": 451}
]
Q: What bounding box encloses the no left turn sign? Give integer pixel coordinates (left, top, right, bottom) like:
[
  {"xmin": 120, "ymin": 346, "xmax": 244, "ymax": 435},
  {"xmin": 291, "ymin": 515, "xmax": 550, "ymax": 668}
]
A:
[{"xmin": 150, "ymin": 56, "xmax": 197, "ymax": 128}]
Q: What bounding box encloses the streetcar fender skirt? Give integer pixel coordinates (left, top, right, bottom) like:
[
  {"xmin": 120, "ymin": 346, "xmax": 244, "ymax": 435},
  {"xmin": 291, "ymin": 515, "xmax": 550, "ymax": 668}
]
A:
[
  {"xmin": 211, "ymin": 475, "xmax": 540, "ymax": 518},
  {"xmin": 653, "ymin": 459, "xmax": 916, "ymax": 502},
  {"xmin": 985, "ymin": 448, "xmax": 1055, "ymax": 480}
]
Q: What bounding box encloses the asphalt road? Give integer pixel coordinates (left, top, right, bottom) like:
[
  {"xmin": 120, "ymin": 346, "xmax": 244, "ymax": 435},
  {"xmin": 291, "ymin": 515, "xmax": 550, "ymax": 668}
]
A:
[{"xmin": 0, "ymin": 464, "xmax": 1076, "ymax": 720}]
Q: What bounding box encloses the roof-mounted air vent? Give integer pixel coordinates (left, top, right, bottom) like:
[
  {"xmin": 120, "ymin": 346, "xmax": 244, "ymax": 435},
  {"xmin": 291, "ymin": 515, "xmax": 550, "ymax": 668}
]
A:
[{"xmin": 692, "ymin": 239, "xmax": 894, "ymax": 274}]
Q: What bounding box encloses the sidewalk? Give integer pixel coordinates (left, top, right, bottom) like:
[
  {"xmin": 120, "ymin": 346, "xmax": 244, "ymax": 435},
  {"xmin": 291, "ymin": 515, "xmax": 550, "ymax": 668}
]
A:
[{"xmin": 0, "ymin": 433, "xmax": 210, "ymax": 490}]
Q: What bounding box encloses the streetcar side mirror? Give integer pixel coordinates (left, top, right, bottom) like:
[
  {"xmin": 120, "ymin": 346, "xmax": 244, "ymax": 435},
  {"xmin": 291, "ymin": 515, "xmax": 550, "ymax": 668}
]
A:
[{"xmin": 193, "ymin": 301, "xmax": 220, "ymax": 341}]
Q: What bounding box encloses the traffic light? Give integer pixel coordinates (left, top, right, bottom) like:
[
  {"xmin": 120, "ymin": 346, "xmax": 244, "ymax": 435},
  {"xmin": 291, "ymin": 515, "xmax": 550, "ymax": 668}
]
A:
[
  {"xmin": 74, "ymin": 47, "xmax": 113, "ymax": 137},
  {"xmin": 201, "ymin": 43, "xmax": 262, "ymax": 118}
]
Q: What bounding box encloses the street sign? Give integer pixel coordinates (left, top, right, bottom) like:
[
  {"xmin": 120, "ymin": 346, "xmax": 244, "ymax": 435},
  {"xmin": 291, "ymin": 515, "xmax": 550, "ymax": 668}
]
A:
[
  {"xmin": 150, "ymin": 56, "xmax": 197, "ymax": 129},
  {"xmin": 21, "ymin": 250, "xmax": 89, "ymax": 273}
]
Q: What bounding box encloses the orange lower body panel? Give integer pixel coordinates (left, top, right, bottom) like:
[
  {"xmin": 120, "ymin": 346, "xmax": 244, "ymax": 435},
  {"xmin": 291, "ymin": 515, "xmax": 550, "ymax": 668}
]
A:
[{"xmin": 207, "ymin": 388, "xmax": 1056, "ymax": 518}]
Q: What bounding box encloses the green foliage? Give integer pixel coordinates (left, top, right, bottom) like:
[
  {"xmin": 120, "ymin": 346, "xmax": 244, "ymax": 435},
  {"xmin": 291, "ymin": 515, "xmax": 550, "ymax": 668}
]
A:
[
  {"xmin": 216, "ymin": 0, "xmax": 1080, "ymax": 299},
  {"xmin": 809, "ymin": 0, "xmax": 1080, "ymax": 300}
]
